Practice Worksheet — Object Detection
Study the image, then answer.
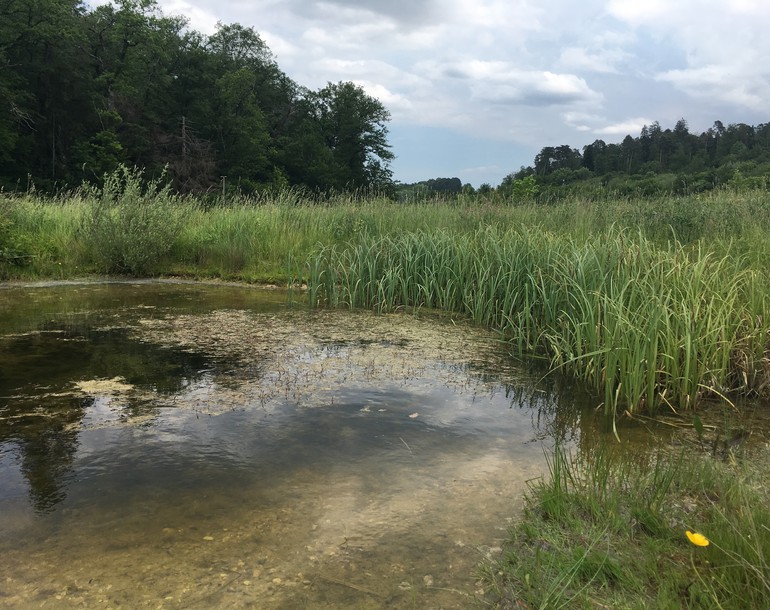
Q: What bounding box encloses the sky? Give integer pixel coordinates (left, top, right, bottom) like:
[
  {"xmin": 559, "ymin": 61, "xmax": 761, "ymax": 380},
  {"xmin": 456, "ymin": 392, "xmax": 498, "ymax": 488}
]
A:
[{"xmin": 107, "ymin": 0, "xmax": 770, "ymax": 186}]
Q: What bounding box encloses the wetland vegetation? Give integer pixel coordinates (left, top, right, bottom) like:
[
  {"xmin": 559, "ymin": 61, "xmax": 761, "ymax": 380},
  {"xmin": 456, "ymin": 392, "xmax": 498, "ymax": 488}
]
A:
[
  {"xmin": 2, "ymin": 170, "xmax": 770, "ymax": 608},
  {"xmin": 3, "ymin": 169, "xmax": 769, "ymax": 420}
]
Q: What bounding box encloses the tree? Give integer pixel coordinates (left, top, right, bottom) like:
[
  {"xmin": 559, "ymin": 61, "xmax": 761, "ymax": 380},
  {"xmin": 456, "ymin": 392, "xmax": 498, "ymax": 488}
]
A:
[
  {"xmin": 534, "ymin": 145, "xmax": 581, "ymax": 175},
  {"xmin": 424, "ymin": 177, "xmax": 462, "ymax": 194},
  {"xmin": 499, "ymin": 175, "xmax": 538, "ymax": 200},
  {"xmin": 0, "ymin": 0, "xmax": 94, "ymax": 186},
  {"xmin": 210, "ymin": 66, "xmax": 272, "ymax": 186},
  {"xmin": 312, "ymin": 82, "xmax": 394, "ymax": 190},
  {"xmin": 76, "ymin": 0, "xmax": 190, "ymax": 181}
]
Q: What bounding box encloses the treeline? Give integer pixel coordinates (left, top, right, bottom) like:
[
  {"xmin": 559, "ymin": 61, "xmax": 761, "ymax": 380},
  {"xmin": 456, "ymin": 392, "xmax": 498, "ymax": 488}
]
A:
[
  {"xmin": 0, "ymin": 0, "xmax": 394, "ymax": 194},
  {"xmin": 398, "ymin": 119, "xmax": 770, "ymax": 202},
  {"xmin": 503, "ymin": 119, "xmax": 770, "ymax": 197}
]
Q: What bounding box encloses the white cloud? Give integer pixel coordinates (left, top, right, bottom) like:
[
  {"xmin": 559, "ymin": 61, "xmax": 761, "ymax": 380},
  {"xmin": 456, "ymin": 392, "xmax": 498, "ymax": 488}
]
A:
[
  {"xmin": 606, "ymin": 0, "xmax": 670, "ymax": 25},
  {"xmin": 352, "ymin": 82, "xmax": 415, "ymax": 115},
  {"xmin": 558, "ymin": 46, "xmax": 631, "ymax": 74},
  {"xmin": 475, "ymin": 71, "xmax": 602, "ymax": 106},
  {"xmin": 259, "ymin": 31, "xmax": 299, "ymax": 62},
  {"xmin": 562, "ymin": 111, "xmax": 605, "ymax": 127},
  {"xmin": 427, "ymin": 60, "xmax": 603, "ymax": 107},
  {"xmin": 606, "ymin": 0, "xmax": 770, "ymax": 112},
  {"xmin": 160, "ymin": 0, "xmax": 219, "ymax": 34},
  {"xmin": 452, "ymin": 0, "xmax": 545, "ymax": 31},
  {"xmin": 657, "ymin": 65, "xmax": 767, "ymax": 110},
  {"xmin": 596, "ymin": 117, "xmax": 655, "ymax": 136}
]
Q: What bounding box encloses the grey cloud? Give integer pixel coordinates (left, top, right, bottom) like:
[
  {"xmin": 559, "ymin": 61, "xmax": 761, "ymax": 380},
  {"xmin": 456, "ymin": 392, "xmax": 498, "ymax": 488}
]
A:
[
  {"xmin": 427, "ymin": 60, "xmax": 603, "ymax": 108},
  {"xmin": 441, "ymin": 66, "xmax": 469, "ymax": 79},
  {"xmin": 480, "ymin": 86, "xmax": 598, "ymax": 107},
  {"xmin": 288, "ymin": 0, "xmax": 439, "ymax": 24}
]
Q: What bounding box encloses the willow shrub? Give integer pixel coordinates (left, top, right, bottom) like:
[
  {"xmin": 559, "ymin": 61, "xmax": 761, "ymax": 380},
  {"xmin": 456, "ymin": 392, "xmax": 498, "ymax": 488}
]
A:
[
  {"xmin": 81, "ymin": 166, "xmax": 186, "ymax": 276},
  {"xmin": 305, "ymin": 226, "xmax": 769, "ymax": 418}
]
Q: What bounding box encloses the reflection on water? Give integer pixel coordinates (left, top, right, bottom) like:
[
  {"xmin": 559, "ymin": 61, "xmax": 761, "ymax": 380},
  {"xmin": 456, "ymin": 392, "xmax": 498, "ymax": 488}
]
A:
[{"xmin": 0, "ymin": 281, "xmax": 608, "ymax": 608}]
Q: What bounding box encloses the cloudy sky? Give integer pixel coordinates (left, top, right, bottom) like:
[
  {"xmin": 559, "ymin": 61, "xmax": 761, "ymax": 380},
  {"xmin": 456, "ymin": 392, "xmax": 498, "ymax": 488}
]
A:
[{"xmin": 134, "ymin": 0, "xmax": 769, "ymax": 186}]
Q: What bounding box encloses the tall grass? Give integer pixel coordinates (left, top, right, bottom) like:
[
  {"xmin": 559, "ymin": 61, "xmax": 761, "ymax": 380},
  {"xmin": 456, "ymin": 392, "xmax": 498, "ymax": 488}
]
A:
[
  {"xmin": 2, "ymin": 174, "xmax": 769, "ymax": 416},
  {"xmin": 306, "ymin": 227, "xmax": 770, "ymax": 418},
  {"xmin": 0, "ymin": 194, "xmax": 87, "ymax": 278}
]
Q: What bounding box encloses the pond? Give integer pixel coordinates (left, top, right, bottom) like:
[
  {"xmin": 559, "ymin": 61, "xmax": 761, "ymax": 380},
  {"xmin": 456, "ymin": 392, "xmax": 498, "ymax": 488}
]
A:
[{"xmin": 0, "ymin": 281, "xmax": 652, "ymax": 608}]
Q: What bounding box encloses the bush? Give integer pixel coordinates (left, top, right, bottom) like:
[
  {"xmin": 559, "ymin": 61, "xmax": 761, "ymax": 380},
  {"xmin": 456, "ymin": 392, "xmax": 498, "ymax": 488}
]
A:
[
  {"xmin": 82, "ymin": 166, "xmax": 185, "ymax": 275},
  {"xmin": 0, "ymin": 197, "xmax": 36, "ymax": 277}
]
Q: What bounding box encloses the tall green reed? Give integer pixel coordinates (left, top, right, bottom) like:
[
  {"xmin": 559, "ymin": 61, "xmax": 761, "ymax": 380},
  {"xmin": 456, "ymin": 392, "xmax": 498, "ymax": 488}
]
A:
[{"xmin": 306, "ymin": 226, "xmax": 769, "ymax": 417}]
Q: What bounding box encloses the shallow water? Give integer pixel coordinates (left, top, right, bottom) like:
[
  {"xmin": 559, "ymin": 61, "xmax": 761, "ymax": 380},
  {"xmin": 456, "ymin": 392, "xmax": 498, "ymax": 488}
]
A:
[{"xmin": 0, "ymin": 281, "xmax": 676, "ymax": 608}]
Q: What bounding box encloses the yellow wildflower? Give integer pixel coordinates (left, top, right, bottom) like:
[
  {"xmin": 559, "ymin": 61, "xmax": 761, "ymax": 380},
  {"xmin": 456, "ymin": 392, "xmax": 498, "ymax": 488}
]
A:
[{"xmin": 686, "ymin": 531, "xmax": 710, "ymax": 547}]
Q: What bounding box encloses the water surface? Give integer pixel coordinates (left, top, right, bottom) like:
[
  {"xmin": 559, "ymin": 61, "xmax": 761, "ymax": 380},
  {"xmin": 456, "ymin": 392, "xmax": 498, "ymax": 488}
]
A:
[{"xmin": 1, "ymin": 281, "xmax": 612, "ymax": 608}]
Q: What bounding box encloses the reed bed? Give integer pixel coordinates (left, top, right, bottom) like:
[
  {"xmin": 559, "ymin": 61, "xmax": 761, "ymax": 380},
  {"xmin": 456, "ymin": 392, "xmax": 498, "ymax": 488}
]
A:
[{"xmin": 306, "ymin": 226, "xmax": 770, "ymax": 419}]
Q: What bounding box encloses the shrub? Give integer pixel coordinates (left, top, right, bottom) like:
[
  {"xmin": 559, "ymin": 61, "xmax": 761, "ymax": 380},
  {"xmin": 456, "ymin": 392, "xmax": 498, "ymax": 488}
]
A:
[{"xmin": 82, "ymin": 166, "xmax": 184, "ymax": 275}]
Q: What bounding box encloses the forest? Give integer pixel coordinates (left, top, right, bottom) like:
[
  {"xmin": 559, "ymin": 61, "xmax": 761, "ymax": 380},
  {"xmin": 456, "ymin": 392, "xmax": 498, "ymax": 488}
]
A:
[
  {"xmin": 400, "ymin": 119, "xmax": 770, "ymax": 200},
  {"xmin": 0, "ymin": 0, "xmax": 394, "ymax": 194}
]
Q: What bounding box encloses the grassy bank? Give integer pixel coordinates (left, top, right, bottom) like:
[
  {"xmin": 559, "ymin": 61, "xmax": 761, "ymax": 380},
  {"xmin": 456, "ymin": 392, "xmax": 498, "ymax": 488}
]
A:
[
  {"xmin": 3, "ymin": 171, "xmax": 770, "ymax": 280},
  {"xmin": 479, "ymin": 441, "xmax": 770, "ymax": 609},
  {"xmin": 2, "ymin": 173, "xmax": 769, "ymax": 420}
]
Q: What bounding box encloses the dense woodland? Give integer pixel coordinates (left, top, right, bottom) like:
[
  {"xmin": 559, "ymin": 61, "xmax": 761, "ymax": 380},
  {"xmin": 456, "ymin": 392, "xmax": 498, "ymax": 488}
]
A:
[
  {"xmin": 504, "ymin": 118, "xmax": 770, "ymax": 198},
  {"xmin": 0, "ymin": 0, "xmax": 394, "ymax": 194}
]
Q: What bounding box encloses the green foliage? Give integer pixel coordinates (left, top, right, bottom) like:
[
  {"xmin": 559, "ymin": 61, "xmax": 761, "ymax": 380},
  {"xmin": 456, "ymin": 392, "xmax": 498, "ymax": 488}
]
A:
[
  {"xmin": 305, "ymin": 223, "xmax": 770, "ymax": 417},
  {"xmin": 0, "ymin": 198, "xmax": 29, "ymax": 276},
  {"xmin": 499, "ymin": 174, "xmax": 539, "ymax": 201},
  {"xmin": 82, "ymin": 166, "xmax": 184, "ymax": 275},
  {"xmin": 395, "ymin": 177, "xmax": 466, "ymax": 201},
  {"xmin": 480, "ymin": 443, "xmax": 770, "ymax": 610},
  {"xmin": 311, "ymin": 81, "xmax": 394, "ymax": 191},
  {"xmin": 508, "ymin": 120, "xmax": 770, "ymax": 200},
  {"xmin": 0, "ymin": 1, "xmax": 394, "ymax": 194}
]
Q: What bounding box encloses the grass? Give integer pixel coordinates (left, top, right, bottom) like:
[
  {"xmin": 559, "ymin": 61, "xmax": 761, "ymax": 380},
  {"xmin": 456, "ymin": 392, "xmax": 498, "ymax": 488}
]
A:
[
  {"xmin": 306, "ymin": 226, "xmax": 769, "ymax": 420},
  {"xmin": 478, "ymin": 438, "xmax": 770, "ymax": 609},
  {"xmin": 1, "ymin": 173, "xmax": 769, "ymax": 418}
]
